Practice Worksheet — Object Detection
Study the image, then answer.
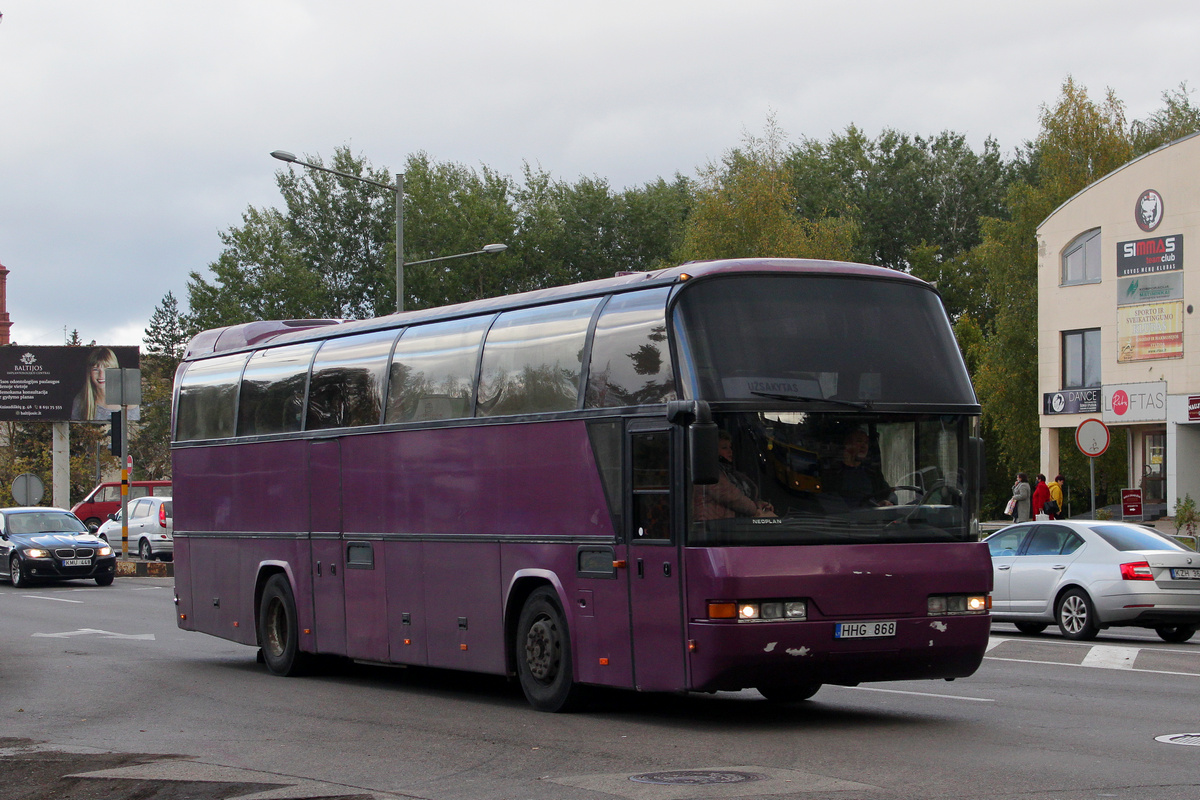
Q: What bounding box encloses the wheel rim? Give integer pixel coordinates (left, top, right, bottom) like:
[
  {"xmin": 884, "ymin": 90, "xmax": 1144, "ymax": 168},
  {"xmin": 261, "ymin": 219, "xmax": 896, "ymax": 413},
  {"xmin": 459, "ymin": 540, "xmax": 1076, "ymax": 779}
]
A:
[
  {"xmin": 263, "ymin": 597, "xmax": 287, "ymax": 659},
  {"xmin": 524, "ymin": 614, "xmax": 561, "ymax": 683},
  {"xmin": 10, "ymin": 558, "xmax": 19, "ymax": 585},
  {"xmin": 140, "ymin": 541, "xmax": 151, "ymax": 560},
  {"xmin": 1061, "ymin": 595, "xmax": 1087, "ymax": 634}
]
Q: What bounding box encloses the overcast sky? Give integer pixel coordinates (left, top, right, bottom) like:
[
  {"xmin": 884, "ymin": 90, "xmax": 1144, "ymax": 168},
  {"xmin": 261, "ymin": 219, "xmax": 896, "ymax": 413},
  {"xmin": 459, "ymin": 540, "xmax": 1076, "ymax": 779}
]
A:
[{"xmin": 1, "ymin": 1, "xmax": 1197, "ymax": 350}]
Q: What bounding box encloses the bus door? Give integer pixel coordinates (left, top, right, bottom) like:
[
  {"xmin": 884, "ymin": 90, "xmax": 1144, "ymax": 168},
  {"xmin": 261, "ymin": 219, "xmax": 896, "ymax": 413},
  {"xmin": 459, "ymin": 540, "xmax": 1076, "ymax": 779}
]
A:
[
  {"xmin": 309, "ymin": 438, "xmax": 346, "ymax": 655},
  {"xmin": 626, "ymin": 423, "xmax": 686, "ymax": 691}
]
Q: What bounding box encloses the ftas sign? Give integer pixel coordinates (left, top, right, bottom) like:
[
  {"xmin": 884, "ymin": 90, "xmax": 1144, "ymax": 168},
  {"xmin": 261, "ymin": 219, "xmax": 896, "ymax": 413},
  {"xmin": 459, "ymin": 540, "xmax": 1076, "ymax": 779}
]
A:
[{"xmin": 1102, "ymin": 381, "xmax": 1166, "ymax": 424}]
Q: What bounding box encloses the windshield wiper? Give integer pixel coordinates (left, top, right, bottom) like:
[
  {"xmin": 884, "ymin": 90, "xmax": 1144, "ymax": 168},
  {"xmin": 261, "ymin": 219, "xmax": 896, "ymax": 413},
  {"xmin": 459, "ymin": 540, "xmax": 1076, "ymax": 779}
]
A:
[{"xmin": 749, "ymin": 390, "xmax": 871, "ymax": 410}]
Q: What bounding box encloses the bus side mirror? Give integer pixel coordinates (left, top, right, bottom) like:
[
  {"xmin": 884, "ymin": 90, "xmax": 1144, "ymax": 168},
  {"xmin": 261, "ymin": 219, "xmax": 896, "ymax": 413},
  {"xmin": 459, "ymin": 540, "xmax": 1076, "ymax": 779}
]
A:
[
  {"xmin": 689, "ymin": 422, "xmax": 720, "ymax": 485},
  {"xmin": 667, "ymin": 400, "xmax": 720, "ymax": 485},
  {"xmin": 969, "ymin": 436, "xmax": 986, "ymax": 493}
]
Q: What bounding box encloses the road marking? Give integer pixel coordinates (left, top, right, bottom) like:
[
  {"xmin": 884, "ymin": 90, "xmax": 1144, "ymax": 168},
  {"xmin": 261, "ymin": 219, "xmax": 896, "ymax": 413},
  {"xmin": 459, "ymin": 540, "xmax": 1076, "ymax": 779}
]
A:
[
  {"xmin": 1080, "ymin": 645, "xmax": 1136, "ymax": 669},
  {"xmin": 21, "ymin": 595, "xmax": 84, "ymax": 604},
  {"xmin": 837, "ymin": 685, "xmax": 994, "ymax": 702},
  {"xmin": 32, "ymin": 628, "xmax": 155, "ymax": 640}
]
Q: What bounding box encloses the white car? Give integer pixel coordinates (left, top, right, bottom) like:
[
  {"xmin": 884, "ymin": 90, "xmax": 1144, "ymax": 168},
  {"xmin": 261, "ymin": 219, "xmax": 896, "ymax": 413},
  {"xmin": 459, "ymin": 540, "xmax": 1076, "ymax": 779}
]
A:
[
  {"xmin": 985, "ymin": 520, "xmax": 1200, "ymax": 642},
  {"xmin": 96, "ymin": 496, "xmax": 173, "ymax": 562}
]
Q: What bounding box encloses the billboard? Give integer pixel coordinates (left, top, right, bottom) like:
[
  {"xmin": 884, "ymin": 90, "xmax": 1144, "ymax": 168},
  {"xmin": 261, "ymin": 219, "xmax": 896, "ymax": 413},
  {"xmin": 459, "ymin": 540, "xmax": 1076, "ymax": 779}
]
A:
[
  {"xmin": 0, "ymin": 346, "xmax": 140, "ymax": 422},
  {"xmin": 1117, "ymin": 301, "xmax": 1184, "ymax": 362}
]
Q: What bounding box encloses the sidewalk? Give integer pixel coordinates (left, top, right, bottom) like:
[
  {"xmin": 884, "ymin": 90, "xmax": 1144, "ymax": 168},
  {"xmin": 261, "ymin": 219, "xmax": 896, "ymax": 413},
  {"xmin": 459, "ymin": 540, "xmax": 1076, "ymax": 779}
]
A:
[{"xmin": 113, "ymin": 556, "xmax": 173, "ymax": 578}]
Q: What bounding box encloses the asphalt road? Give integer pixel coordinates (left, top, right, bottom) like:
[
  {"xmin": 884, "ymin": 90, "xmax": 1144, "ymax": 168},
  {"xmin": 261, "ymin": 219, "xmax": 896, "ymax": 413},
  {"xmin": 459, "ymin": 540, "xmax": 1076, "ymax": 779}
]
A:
[{"xmin": 2, "ymin": 577, "xmax": 1200, "ymax": 800}]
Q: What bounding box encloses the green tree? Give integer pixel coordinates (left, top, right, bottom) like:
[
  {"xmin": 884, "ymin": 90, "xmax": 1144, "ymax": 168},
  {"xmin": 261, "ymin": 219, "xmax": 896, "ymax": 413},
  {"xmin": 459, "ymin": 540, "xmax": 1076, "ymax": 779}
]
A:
[
  {"xmin": 1130, "ymin": 82, "xmax": 1200, "ymax": 152},
  {"xmin": 678, "ymin": 117, "xmax": 858, "ymax": 262},
  {"xmin": 130, "ymin": 291, "xmax": 190, "ymax": 480},
  {"xmin": 973, "ymin": 78, "xmax": 1142, "ymax": 487}
]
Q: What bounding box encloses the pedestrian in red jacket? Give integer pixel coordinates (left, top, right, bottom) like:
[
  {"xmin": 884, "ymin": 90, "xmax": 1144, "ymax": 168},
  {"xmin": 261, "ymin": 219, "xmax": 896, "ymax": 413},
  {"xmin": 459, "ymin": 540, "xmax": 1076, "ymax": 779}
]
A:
[{"xmin": 1031, "ymin": 474, "xmax": 1051, "ymax": 519}]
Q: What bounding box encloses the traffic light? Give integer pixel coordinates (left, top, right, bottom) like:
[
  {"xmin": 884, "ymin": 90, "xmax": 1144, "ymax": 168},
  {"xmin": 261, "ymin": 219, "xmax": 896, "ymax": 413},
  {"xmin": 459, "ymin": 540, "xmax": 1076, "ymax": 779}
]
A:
[{"xmin": 110, "ymin": 410, "xmax": 122, "ymax": 457}]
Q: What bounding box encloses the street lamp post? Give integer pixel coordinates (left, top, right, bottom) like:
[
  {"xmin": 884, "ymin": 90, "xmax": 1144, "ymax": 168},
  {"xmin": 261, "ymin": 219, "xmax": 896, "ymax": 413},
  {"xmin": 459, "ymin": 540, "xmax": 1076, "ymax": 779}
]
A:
[{"xmin": 270, "ymin": 150, "xmax": 505, "ymax": 313}]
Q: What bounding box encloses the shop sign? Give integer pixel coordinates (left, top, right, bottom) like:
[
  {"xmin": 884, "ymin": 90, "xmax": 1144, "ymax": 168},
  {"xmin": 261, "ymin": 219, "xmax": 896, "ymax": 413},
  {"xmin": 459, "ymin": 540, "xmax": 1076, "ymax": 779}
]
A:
[
  {"xmin": 1102, "ymin": 381, "xmax": 1167, "ymax": 424},
  {"xmin": 1117, "ymin": 301, "xmax": 1184, "ymax": 362},
  {"xmin": 1135, "ymin": 189, "xmax": 1164, "ymax": 232},
  {"xmin": 1043, "ymin": 388, "xmax": 1100, "ymax": 415},
  {"xmin": 1189, "ymin": 396, "xmax": 1200, "ymax": 421},
  {"xmin": 1122, "ymin": 488, "xmax": 1144, "ymax": 521},
  {"xmin": 1117, "ymin": 234, "xmax": 1182, "ymax": 276},
  {"xmin": 1117, "ymin": 272, "xmax": 1183, "ymax": 306}
]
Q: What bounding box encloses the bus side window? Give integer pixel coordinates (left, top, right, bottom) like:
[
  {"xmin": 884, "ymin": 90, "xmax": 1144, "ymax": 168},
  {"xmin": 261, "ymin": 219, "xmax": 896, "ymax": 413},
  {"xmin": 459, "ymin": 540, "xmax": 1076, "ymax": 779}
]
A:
[{"xmin": 632, "ymin": 431, "xmax": 671, "ymax": 541}]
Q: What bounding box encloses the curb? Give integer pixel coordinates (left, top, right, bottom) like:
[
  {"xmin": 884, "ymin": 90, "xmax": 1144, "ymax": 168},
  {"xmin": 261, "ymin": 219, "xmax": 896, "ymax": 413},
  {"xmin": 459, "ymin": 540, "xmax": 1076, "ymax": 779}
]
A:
[{"xmin": 115, "ymin": 559, "xmax": 174, "ymax": 578}]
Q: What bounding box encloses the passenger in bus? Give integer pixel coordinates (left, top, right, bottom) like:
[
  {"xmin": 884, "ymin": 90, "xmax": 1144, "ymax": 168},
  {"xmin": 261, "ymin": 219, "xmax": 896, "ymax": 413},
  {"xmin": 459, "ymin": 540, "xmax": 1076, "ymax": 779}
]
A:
[
  {"xmin": 823, "ymin": 428, "xmax": 895, "ymax": 507},
  {"xmin": 693, "ymin": 431, "xmax": 776, "ymax": 520}
]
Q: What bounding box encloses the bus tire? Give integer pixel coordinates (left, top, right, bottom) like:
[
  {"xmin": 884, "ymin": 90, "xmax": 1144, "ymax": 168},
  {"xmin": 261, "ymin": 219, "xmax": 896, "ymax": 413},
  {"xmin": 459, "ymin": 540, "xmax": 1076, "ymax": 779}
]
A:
[
  {"xmin": 515, "ymin": 587, "xmax": 580, "ymax": 712},
  {"xmin": 258, "ymin": 574, "xmax": 308, "ymax": 676},
  {"xmin": 757, "ymin": 683, "xmax": 821, "ymax": 703}
]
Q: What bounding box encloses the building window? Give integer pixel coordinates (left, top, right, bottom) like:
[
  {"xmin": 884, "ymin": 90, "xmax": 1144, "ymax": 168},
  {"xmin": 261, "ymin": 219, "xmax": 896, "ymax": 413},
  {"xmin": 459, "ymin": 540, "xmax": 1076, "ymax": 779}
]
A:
[
  {"xmin": 1063, "ymin": 329, "xmax": 1101, "ymax": 388},
  {"xmin": 1062, "ymin": 229, "xmax": 1101, "ymax": 285}
]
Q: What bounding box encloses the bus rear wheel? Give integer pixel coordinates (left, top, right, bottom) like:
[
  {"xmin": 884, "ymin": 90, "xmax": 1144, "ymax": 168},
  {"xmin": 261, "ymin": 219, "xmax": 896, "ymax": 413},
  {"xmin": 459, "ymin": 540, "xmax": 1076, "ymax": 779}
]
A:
[
  {"xmin": 757, "ymin": 683, "xmax": 821, "ymax": 703},
  {"xmin": 258, "ymin": 574, "xmax": 308, "ymax": 676},
  {"xmin": 515, "ymin": 587, "xmax": 580, "ymax": 712}
]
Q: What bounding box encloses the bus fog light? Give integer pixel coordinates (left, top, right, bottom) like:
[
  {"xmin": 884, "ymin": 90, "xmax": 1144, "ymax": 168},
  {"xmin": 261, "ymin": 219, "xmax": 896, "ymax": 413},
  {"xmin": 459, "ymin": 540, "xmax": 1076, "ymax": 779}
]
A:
[
  {"xmin": 947, "ymin": 595, "xmax": 967, "ymax": 613},
  {"xmin": 784, "ymin": 601, "xmax": 807, "ymax": 619},
  {"xmin": 760, "ymin": 602, "xmax": 783, "ymax": 619},
  {"xmin": 739, "ymin": 604, "xmax": 760, "ymax": 620}
]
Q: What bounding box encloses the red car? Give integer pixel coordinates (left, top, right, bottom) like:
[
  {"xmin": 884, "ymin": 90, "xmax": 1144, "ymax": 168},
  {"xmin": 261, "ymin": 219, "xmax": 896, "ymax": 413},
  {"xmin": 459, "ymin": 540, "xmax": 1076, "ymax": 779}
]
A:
[{"xmin": 71, "ymin": 481, "xmax": 171, "ymax": 530}]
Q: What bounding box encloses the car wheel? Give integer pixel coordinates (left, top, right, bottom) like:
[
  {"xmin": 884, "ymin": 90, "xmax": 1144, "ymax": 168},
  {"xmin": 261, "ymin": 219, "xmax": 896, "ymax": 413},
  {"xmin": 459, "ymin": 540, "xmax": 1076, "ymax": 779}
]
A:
[
  {"xmin": 258, "ymin": 574, "xmax": 308, "ymax": 676},
  {"xmin": 515, "ymin": 587, "xmax": 581, "ymax": 712},
  {"xmin": 84, "ymin": 517, "xmax": 101, "ymax": 532},
  {"xmin": 758, "ymin": 683, "xmax": 821, "ymax": 703},
  {"xmin": 1056, "ymin": 589, "xmax": 1099, "ymax": 640},
  {"xmin": 1014, "ymin": 622, "xmax": 1048, "ymax": 634},
  {"xmin": 1155, "ymin": 625, "xmax": 1197, "ymax": 643},
  {"xmin": 138, "ymin": 539, "xmax": 153, "ymax": 561},
  {"xmin": 9, "ymin": 556, "xmax": 27, "ymax": 588},
  {"xmin": 95, "ymin": 574, "xmax": 114, "ymax": 587}
]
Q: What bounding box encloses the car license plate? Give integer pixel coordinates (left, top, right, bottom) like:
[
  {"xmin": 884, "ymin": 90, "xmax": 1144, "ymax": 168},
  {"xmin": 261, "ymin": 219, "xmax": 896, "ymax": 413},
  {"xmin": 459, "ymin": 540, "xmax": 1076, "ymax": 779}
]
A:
[
  {"xmin": 1171, "ymin": 568, "xmax": 1200, "ymax": 580},
  {"xmin": 62, "ymin": 558, "xmax": 91, "ymax": 567},
  {"xmin": 835, "ymin": 621, "xmax": 896, "ymax": 639}
]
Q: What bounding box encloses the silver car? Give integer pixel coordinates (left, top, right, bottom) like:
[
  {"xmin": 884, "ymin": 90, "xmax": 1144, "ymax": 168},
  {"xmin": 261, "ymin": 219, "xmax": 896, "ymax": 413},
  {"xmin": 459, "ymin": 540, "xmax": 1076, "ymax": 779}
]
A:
[
  {"xmin": 984, "ymin": 520, "xmax": 1200, "ymax": 642},
  {"xmin": 96, "ymin": 496, "xmax": 173, "ymax": 561}
]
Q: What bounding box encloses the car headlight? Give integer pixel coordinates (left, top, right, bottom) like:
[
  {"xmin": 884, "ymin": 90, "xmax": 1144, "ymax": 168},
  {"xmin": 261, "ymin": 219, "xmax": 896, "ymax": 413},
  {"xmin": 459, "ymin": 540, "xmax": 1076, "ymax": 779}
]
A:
[
  {"xmin": 24, "ymin": 548, "xmax": 50, "ymax": 559},
  {"xmin": 97, "ymin": 545, "xmax": 112, "ymax": 557}
]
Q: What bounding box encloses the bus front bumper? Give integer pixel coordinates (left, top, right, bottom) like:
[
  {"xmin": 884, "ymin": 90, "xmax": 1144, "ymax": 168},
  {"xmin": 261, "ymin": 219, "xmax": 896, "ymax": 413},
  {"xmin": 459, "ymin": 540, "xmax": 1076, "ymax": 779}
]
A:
[{"xmin": 686, "ymin": 614, "xmax": 991, "ymax": 693}]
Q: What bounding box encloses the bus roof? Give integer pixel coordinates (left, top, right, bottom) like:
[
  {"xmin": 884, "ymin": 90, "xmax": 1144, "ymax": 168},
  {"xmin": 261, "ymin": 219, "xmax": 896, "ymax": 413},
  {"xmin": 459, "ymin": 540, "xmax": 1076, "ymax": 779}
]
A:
[{"xmin": 182, "ymin": 258, "xmax": 927, "ymax": 361}]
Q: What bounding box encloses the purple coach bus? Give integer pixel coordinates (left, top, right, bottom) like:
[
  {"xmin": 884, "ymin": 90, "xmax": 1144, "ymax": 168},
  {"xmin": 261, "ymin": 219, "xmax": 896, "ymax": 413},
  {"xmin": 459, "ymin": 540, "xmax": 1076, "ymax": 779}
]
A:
[{"xmin": 172, "ymin": 258, "xmax": 992, "ymax": 711}]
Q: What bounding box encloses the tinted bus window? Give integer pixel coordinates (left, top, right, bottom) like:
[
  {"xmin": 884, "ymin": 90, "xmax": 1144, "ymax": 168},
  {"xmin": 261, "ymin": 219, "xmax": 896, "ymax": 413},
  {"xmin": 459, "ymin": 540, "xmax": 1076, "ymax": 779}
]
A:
[
  {"xmin": 386, "ymin": 317, "xmax": 490, "ymax": 423},
  {"xmin": 673, "ymin": 275, "xmax": 976, "ymax": 406},
  {"xmin": 238, "ymin": 343, "xmax": 318, "ymax": 436},
  {"xmin": 307, "ymin": 330, "xmax": 397, "ymax": 430},
  {"xmin": 477, "ymin": 299, "xmax": 600, "ymax": 417},
  {"xmin": 585, "ymin": 288, "xmax": 675, "ymax": 408},
  {"xmin": 175, "ymin": 352, "xmax": 251, "ymax": 441}
]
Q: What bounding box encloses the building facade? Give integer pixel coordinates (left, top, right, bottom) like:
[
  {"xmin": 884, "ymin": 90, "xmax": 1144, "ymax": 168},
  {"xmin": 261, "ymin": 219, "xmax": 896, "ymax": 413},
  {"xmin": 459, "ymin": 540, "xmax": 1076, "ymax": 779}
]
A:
[{"xmin": 1037, "ymin": 132, "xmax": 1200, "ymax": 516}]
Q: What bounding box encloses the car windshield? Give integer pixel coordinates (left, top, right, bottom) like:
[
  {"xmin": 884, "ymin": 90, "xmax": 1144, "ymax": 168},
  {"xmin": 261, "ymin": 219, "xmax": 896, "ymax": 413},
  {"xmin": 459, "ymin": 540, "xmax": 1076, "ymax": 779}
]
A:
[
  {"xmin": 6, "ymin": 512, "xmax": 89, "ymax": 535},
  {"xmin": 688, "ymin": 411, "xmax": 975, "ymax": 546},
  {"xmin": 1090, "ymin": 524, "xmax": 1193, "ymax": 552}
]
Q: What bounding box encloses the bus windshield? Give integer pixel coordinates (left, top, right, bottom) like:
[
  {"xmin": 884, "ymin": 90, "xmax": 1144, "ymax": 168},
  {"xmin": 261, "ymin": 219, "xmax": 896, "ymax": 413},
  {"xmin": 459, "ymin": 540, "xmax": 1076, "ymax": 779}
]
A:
[
  {"xmin": 672, "ymin": 274, "xmax": 977, "ymax": 408},
  {"xmin": 690, "ymin": 411, "xmax": 974, "ymax": 546}
]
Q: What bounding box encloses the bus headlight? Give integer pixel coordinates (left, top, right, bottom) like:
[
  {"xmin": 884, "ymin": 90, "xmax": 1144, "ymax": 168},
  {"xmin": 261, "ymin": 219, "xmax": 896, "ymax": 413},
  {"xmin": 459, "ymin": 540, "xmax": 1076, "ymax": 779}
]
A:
[
  {"xmin": 928, "ymin": 594, "xmax": 989, "ymax": 615},
  {"xmin": 708, "ymin": 599, "xmax": 808, "ymax": 622}
]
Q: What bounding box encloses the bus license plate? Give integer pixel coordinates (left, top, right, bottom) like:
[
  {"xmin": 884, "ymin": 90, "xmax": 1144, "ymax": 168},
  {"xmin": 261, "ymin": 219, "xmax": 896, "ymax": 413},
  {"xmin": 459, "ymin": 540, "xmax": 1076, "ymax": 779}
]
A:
[
  {"xmin": 62, "ymin": 558, "xmax": 91, "ymax": 567},
  {"xmin": 835, "ymin": 621, "xmax": 896, "ymax": 639},
  {"xmin": 1172, "ymin": 568, "xmax": 1200, "ymax": 580}
]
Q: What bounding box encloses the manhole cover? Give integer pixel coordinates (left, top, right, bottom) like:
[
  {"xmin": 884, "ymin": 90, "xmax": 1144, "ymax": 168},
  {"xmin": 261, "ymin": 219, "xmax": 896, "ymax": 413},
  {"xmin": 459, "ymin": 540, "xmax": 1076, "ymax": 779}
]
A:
[
  {"xmin": 630, "ymin": 770, "xmax": 767, "ymax": 786},
  {"xmin": 1155, "ymin": 733, "xmax": 1200, "ymax": 746}
]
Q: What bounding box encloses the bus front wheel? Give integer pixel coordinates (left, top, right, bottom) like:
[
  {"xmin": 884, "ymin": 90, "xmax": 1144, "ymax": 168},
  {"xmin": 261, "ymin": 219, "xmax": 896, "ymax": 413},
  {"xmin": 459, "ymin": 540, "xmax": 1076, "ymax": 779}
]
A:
[
  {"xmin": 515, "ymin": 587, "xmax": 580, "ymax": 712},
  {"xmin": 258, "ymin": 574, "xmax": 308, "ymax": 676}
]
